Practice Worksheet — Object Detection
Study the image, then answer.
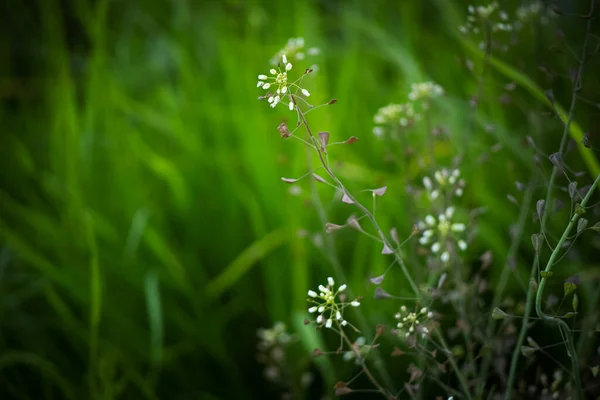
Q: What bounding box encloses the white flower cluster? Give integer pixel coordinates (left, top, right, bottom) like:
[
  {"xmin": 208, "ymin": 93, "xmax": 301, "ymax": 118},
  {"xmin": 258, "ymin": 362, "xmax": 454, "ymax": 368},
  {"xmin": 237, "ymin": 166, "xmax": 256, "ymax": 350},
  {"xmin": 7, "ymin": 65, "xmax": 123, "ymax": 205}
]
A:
[
  {"xmin": 372, "ymin": 103, "xmax": 419, "ymax": 136},
  {"xmin": 372, "ymin": 81, "xmax": 444, "ymax": 137},
  {"xmin": 515, "ymin": 2, "xmax": 554, "ymax": 27},
  {"xmin": 422, "ymin": 168, "xmax": 465, "ymax": 200},
  {"xmin": 407, "ymin": 82, "xmax": 445, "ymax": 106},
  {"xmin": 257, "ymin": 54, "xmax": 310, "ymax": 110},
  {"xmin": 270, "ymin": 37, "xmax": 320, "ymax": 65},
  {"xmin": 307, "ymin": 277, "xmax": 360, "ymax": 330},
  {"xmin": 257, "ymin": 321, "xmax": 293, "ymax": 351},
  {"xmin": 394, "ymin": 306, "xmax": 434, "ymax": 340},
  {"xmin": 418, "ymin": 207, "xmax": 467, "ymax": 264},
  {"xmin": 459, "ymin": 2, "xmax": 513, "ymax": 36},
  {"xmin": 256, "ymin": 322, "xmax": 294, "ymax": 383}
]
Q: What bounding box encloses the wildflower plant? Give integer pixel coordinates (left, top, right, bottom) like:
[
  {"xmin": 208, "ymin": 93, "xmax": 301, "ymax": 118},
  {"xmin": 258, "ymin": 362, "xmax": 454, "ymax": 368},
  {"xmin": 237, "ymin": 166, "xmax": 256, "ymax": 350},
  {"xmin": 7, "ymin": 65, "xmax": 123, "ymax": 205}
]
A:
[
  {"xmin": 269, "ymin": 37, "xmax": 320, "ymax": 65},
  {"xmin": 257, "ymin": 54, "xmax": 311, "ymax": 110},
  {"xmin": 372, "ymin": 103, "xmax": 418, "ymax": 137},
  {"xmin": 423, "ymin": 168, "xmax": 466, "ymax": 200},
  {"xmin": 255, "ymin": 5, "xmax": 600, "ymax": 395},
  {"xmin": 307, "ymin": 277, "xmax": 361, "ymax": 331},
  {"xmin": 393, "ymin": 306, "xmax": 434, "ymax": 341},
  {"xmin": 417, "ymin": 207, "xmax": 467, "ymax": 265}
]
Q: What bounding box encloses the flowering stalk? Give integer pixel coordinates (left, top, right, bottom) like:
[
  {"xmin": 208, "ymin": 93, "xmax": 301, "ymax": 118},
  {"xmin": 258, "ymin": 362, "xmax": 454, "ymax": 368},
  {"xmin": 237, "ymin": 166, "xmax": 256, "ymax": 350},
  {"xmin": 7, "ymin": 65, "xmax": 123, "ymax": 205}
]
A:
[
  {"xmin": 306, "ymin": 278, "xmax": 394, "ymax": 399},
  {"xmin": 505, "ymin": 9, "xmax": 594, "ymax": 398},
  {"xmin": 291, "ymin": 93, "xmax": 421, "ymax": 298},
  {"xmin": 534, "ymin": 173, "xmax": 600, "ymax": 398}
]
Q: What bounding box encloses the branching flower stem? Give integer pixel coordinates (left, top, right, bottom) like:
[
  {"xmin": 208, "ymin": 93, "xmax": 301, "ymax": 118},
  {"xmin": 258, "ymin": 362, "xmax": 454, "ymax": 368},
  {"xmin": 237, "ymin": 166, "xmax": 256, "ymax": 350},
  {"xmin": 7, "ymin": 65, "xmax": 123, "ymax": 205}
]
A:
[
  {"xmin": 535, "ymin": 173, "xmax": 600, "ymax": 397},
  {"xmin": 292, "ymin": 95, "xmax": 421, "ymax": 298},
  {"xmin": 338, "ymin": 328, "xmax": 395, "ymax": 399},
  {"xmin": 434, "ymin": 331, "xmax": 473, "ymax": 400},
  {"xmin": 505, "ymin": 10, "xmax": 594, "ymax": 398}
]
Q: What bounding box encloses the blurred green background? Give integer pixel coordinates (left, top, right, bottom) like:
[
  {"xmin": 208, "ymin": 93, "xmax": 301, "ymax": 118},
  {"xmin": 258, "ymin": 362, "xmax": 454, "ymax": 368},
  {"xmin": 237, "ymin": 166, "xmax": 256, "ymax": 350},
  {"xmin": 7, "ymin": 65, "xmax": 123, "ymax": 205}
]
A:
[{"xmin": 1, "ymin": 0, "xmax": 599, "ymax": 399}]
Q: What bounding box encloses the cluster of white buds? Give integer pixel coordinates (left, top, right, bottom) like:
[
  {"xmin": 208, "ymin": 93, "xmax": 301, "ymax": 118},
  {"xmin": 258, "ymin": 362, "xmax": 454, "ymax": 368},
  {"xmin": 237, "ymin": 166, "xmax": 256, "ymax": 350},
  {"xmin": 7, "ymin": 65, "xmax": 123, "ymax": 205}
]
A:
[
  {"xmin": 256, "ymin": 322, "xmax": 294, "ymax": 383},
  {"xmin": 394, "ymin": 306, "xmax": 434, "ymax": 340},
  {"xmin": 371, "ymin": 81, "xmax": 445, "ymax": 138},
  {"xmin": 418, "ymin": 207, "xmax": 467, "ymax": 264},
  {"xmin": 407, "ymin": 82, "xmax": 445, "ymax": 107},
  {"xmin": 270, "ymin": 37, "xmax": 320, "ymax": 65},
  {"xmin": 257, "ymin": 321, "xmax": 293, "ymax": 351},
  {"xmin": 423, "ymin": 168, "xmax": 465, "ymax": 200},
  {"xmin": 372, "ymin": 103, "xmax": 419, "ymax": 136},
  {"xmin": 515, "ymin": 2, "xmax": 554, "ymax": 27},
  {"xmin": 307, "ymin": 277, "xmax": 360, "ymax": 330},
  {"xmin": 459, "ymin": 2, "xmax": 513, "ymax": 36},
  {"xmin": 257, "ymin": 54, "xmax": 311, "ymax": 110}
]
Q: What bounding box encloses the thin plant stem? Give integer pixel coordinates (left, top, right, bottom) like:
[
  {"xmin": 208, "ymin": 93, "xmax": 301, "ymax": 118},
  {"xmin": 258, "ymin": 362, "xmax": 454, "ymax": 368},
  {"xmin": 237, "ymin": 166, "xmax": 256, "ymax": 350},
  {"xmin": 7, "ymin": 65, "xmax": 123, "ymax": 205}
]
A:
[
  {"xmin": 292, "ymin": 95, "xmax": 421, "ymax": 298},
  {"xmin": 306, "ymin": 150, "xmax": 396, "ymax": 391},
  {"xmin": 338, "ymin": 328, "xmax": 395, "ymax": 399},
  {"xmin": 505, "ymin": 9, "xmax": 594, "ymax": 398},
  {"xmin": 435, "ymin": 331, "xmax": 473, "ymax": 400},
  {"xmin": 476, "ymin": 176, "xmax": 535, "ymax": 399},
  {"xmin": 534, "ymin": 173, "xmax": 600, "ymax": 398}
]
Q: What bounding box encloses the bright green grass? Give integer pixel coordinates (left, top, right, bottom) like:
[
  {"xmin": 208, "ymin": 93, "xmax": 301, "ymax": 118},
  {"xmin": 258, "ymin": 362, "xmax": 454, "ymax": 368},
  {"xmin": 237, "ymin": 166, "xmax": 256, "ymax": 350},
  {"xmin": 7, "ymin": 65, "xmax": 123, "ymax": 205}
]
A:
[{"xmin": 0, "ymin": 0, "xmax": 598, "ymax": 398}]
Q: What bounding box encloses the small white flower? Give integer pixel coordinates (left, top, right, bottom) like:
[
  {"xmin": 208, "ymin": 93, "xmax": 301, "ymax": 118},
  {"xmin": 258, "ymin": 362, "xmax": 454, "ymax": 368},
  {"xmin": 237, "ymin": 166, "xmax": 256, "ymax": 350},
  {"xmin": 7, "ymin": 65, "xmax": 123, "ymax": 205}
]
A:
[
  {"xmin": 427, "ymin": 311, "xmax": 434, "ymax": 318},
  {"xmin": 338, "ymin": 284, "xmax": 347, "ymax": 292},
  {"xmin": 308, "ymin": 290, "xmax": 318, "ymax": 298},
  {"xmin": 441, "ymin": 251, "xmax": 450, "ymax": 263},
  {"xmin": 263, "ymin": 83, "xmax": 271, "ymax": 90},
  {"xmin": 420, "ymin": 307, "xmax": 427, "ymax": 314},
  {"xmin": 423, "ymin": 177, "xmax": 432, "ymax": 190},
  {"xmin": 431, "ymin": 242, "xmax": 441, "ymax": 253},
  {"xmin": 301, "ymin": 89, "xmax": 310, "ymax": 97},
  {"xmin": 351, "ymin": 301, "xmax": 360, "ymax": 307},
  {"xmin": 288, "ymin": 101, "xmax": 294, "ymax": 111},
  {"xmin": 325, "ymin": 319, "xmax": 333, "ymax": 328},
  {"xmin": 458, "ymin": 240, "xmax": 467, "ymax": 251},
  {"xmin": 336, "ymin": 311, "xmax": 342, "ymax": 320},
  {"xmin": 341, "ymin": 320, "xmax": 348, "ymax": 326},
  {"xmin": 282, "ymin": 54, "xmax": 287, "ymax": 64},
  {"xmin": 316, "ymin": 315, "xmax": 323, "ymax": 324},
  {"xmin": 269, "ymin": 69, "xmax": 277, "ymax": 75},
  {"xmin": 257, "ymin": 81, "xmax": 265, "ymax": 88},
  {"xmin": 318, "ymin": 306, "xmax": 325, "ymax": 313},
  {"xmin": 425, "ymin": 215, "xmax": 436, "ymax": 226},
  {"xmin": 451, "ymin": 223, "xmax": 466, "ymax": 232},
  {"xmin": 258, "ymin": 74, "xmax": 268, "ymax": 80},
  {"xmin": 327, "ymin": 277, "xmax": 335, "ymax": 286},
  {"xmin": 372, "ymin": 127, "xmax": 384, "ymax": 137},
  {"xmin": 308, "ymin": 306, "xmax": 318, "ymax": 313},
  {"xmin": 285, "ymin": 63, "xmax": 292, "ymax": 71}
]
